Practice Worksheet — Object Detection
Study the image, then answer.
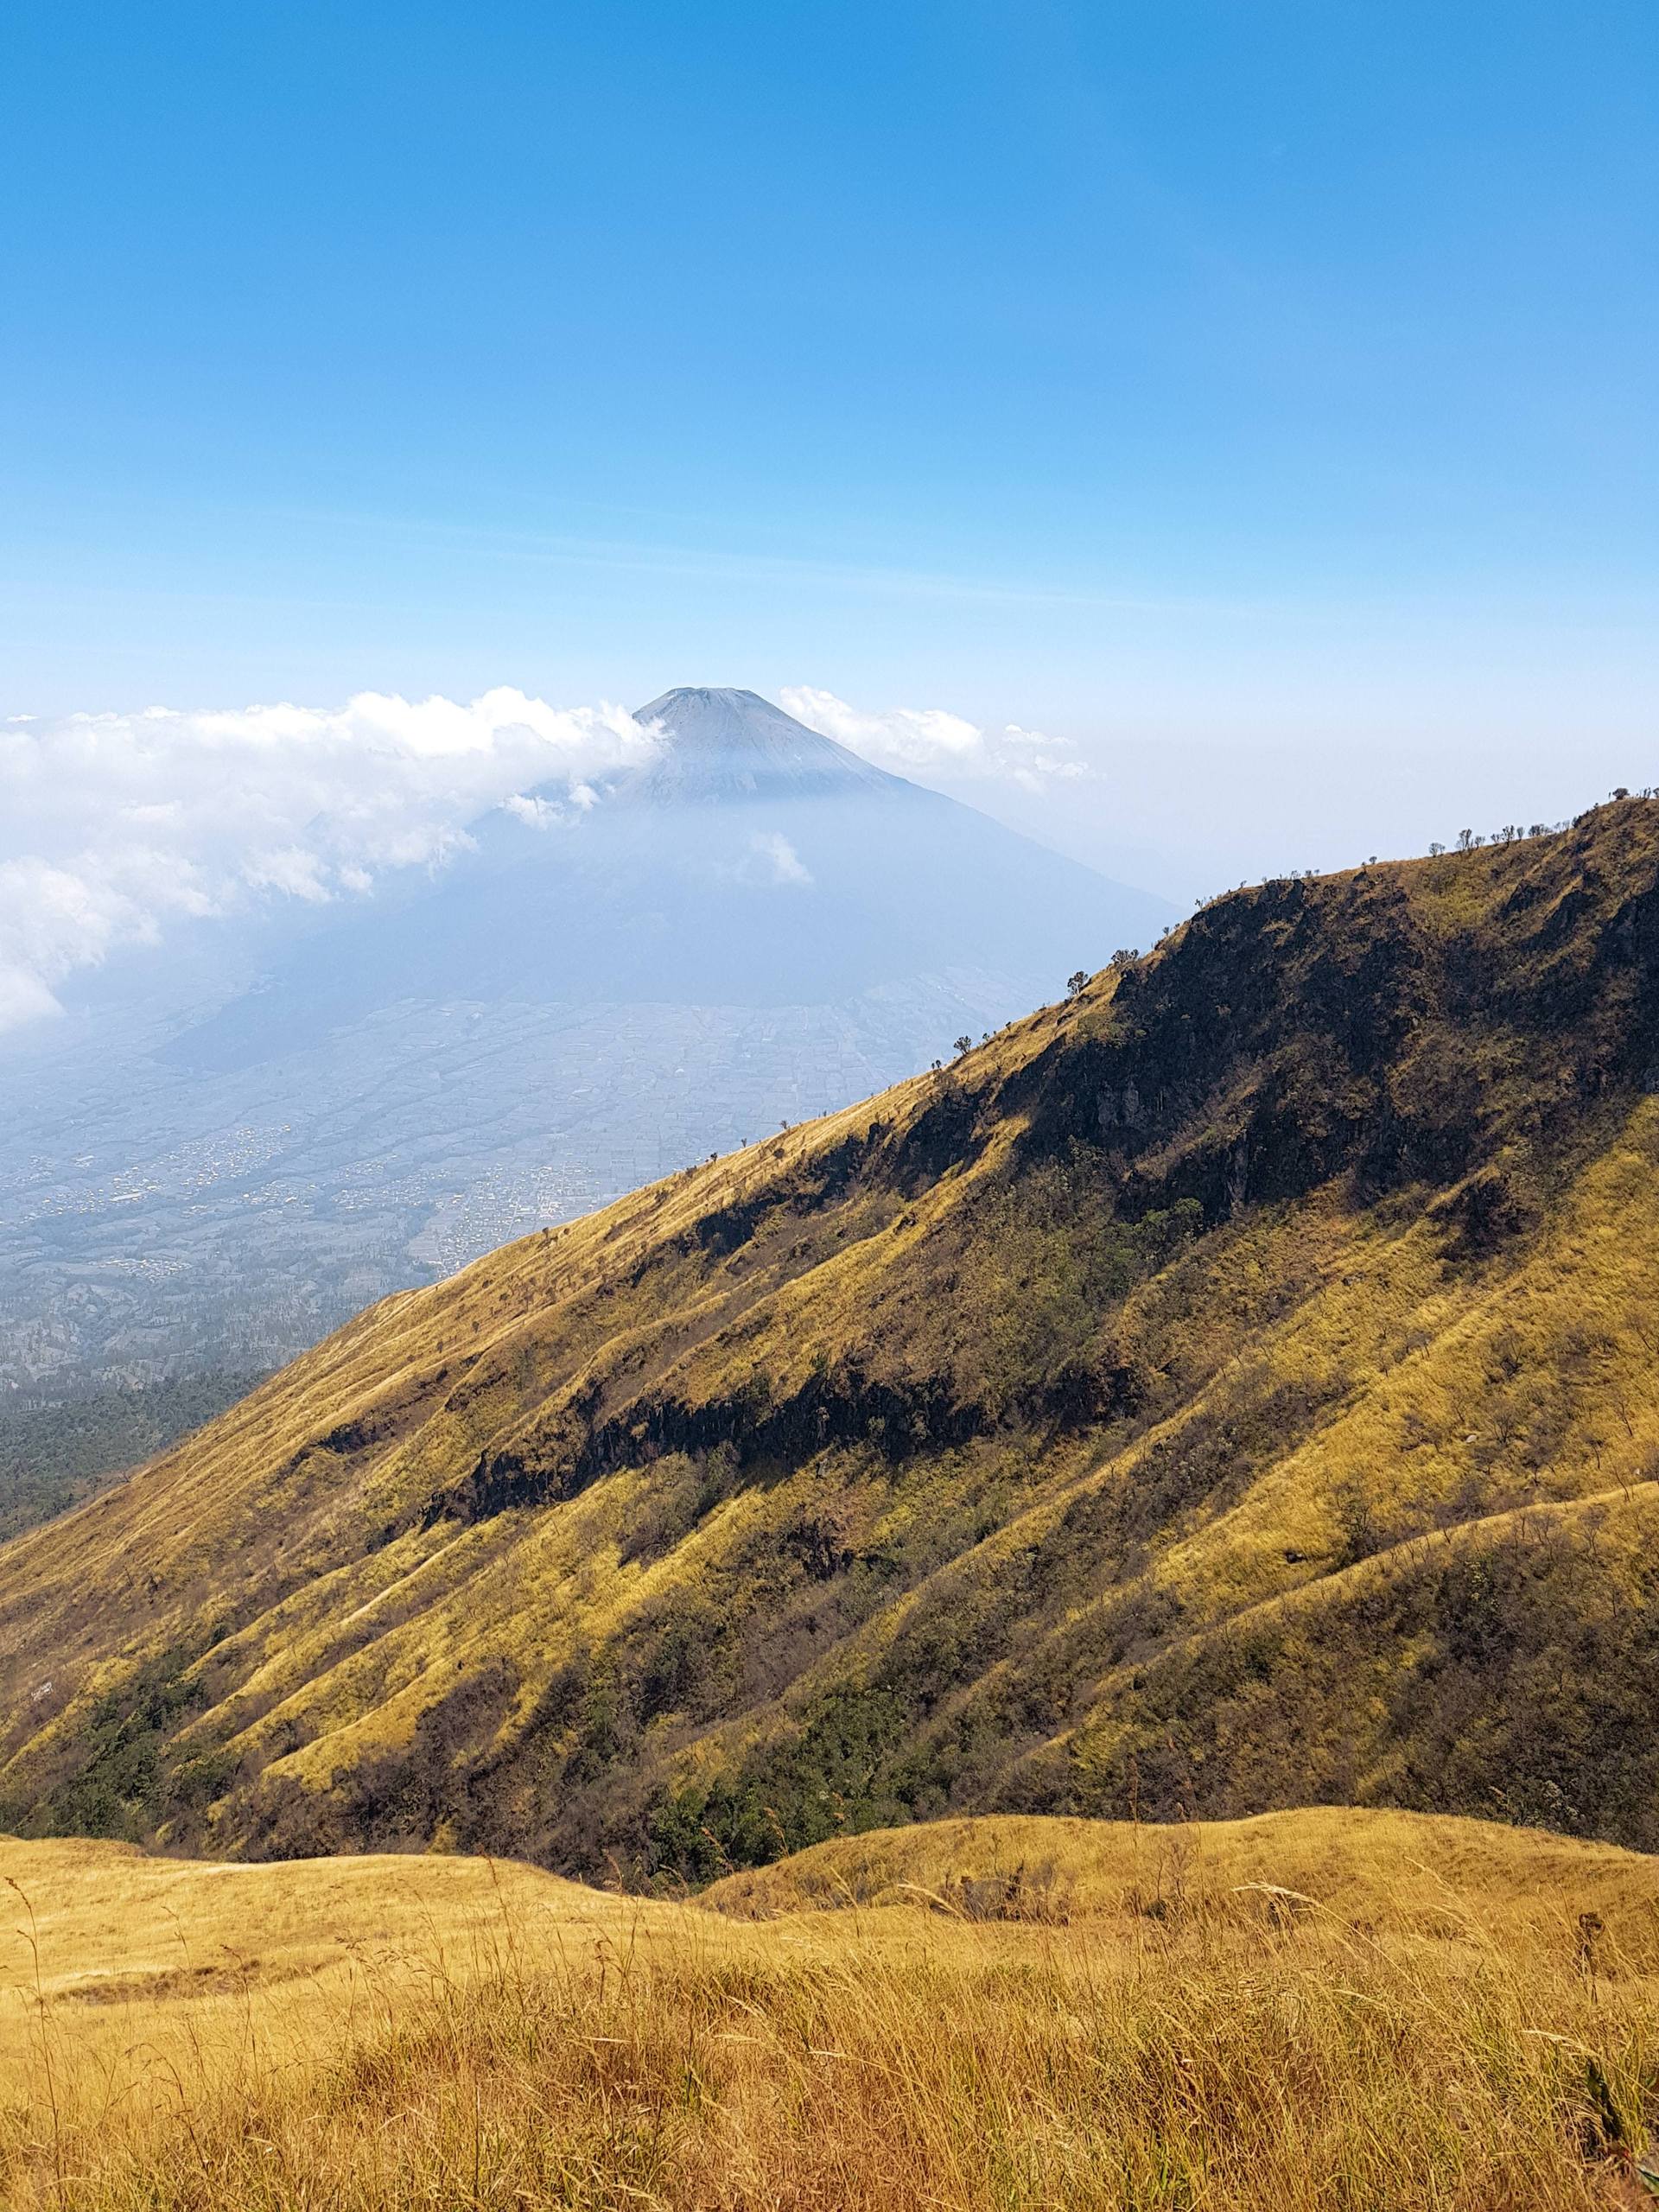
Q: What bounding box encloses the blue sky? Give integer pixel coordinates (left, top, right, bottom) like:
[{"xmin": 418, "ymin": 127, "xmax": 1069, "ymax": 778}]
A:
[{"xmin": 3, "ymin": 0, "xmax": 1656, "ymax": 889}]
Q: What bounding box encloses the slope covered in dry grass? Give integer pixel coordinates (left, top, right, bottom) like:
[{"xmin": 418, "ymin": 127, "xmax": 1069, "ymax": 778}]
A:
[
  {"xmin": 3, "ymin": 1809, "xmax": 1656, "ymax": 2209},
  {"xmin": 3, "ymin": 804, "xmax": 1659, "ymax": 1872}
]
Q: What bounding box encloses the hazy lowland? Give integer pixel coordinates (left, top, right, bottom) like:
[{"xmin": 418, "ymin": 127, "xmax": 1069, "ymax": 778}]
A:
[{"xmin": 5, "ymin": 780, "xmax": 1659, "ymax": 2202}]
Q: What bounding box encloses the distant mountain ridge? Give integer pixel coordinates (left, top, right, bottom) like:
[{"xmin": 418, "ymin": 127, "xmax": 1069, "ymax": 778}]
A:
[{"xmin": 4, "ymin": 800, "xmax": 1659, "ymax": 1875}]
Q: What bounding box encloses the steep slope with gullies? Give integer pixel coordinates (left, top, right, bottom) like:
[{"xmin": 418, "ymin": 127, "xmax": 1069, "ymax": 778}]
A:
[{"xmin": 4, "ymin": 800, "xmax": 1659, "ymax": 1874}]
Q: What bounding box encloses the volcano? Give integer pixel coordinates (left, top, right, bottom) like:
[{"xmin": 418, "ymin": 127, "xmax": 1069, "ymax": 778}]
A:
[{"xmin": 169, "ymin": 686, "xmax": 1168, "ymax": 1057}]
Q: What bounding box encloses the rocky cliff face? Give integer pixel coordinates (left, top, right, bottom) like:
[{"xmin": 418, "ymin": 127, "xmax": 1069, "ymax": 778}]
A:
[{"xmin": 3, "ymin": 801, "xmax": 1659, "ymax": 1876}]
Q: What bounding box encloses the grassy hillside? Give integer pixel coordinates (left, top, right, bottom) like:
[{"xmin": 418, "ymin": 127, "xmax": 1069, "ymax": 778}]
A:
[
  {"xmin": 4, "ymin": 803, "xmax": 1659, "ymax": 1873},
  {"xmin": 705, "ymin": 1802, "xmax": 1659, "ymax": 1940},
  {"xmin": 3, "ymin": 1809, "xmax": 1656, "ymax": 2207}
]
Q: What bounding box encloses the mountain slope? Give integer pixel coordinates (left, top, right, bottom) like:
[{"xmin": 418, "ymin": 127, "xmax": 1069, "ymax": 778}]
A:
[
  {"xmin": 1, "ymin": 687, "xmax": 1169, "ymax": 1391},
  {"xmin": 4, "ymin": 801, "xmax": 1659, "ymax": 1869}
]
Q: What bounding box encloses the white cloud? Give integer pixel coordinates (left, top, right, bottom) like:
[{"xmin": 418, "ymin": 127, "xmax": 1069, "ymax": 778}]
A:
[
  {"xmin": 752, "ymin": 830, "xmax": 811, "ymax": 886},
  {"xmin": 243, "ymin": 847, "xmax": 336, "ymax": 902},
  {"xmin": 0, "ymin": 964, "xmax": 61, "ymax": 1031},
  {"xmin": 503, "ymin": 793, "xmax": 566, "ymax": 832},
  {"xmin": 779, "ymin": 687, "xmax": 1089, "ymax": 794},
  {"xmin": 0, "ymin": 689, "xmax": 656, "ymax": 1034}
]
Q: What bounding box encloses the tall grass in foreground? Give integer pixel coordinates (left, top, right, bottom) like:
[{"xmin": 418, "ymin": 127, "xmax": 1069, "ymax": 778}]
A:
[{"xmin": 0, "ymin": 1891, "xmax": 1653, "ymax": 2211}]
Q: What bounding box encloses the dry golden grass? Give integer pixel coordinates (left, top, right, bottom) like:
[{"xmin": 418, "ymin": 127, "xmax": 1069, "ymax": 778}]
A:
[
  {"xmin": 707, "ymin": 1804, "xmax": 1659, "ymax": 1948},
  {"xmin": 2, "ymin": 1808, "xmax": 1656, "ymax": 2209}
]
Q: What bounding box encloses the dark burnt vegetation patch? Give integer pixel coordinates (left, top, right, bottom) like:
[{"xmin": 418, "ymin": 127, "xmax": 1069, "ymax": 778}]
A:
[
  {"xmin": 684, "ymin": 1120, "xmax": 914, "ymax": 1265},
  {"xmin": 1008, "ymin": 828, "xmax": 1659, "ymax": 1244},
  {"xmin": 442, "ymin": 1363, "xmax": 987, "ymax": 1525},
  {"xmin": 439, "ymin": 1150, "xmax": 1200, "ymax": 1529},
  {"xmin": 1, "ymin": 1631, "xmax": 225, "ymax": 1842},
  {"xmin": 1060, "ymin": 1498, "xmax": 1659, "ymax": 1852}
]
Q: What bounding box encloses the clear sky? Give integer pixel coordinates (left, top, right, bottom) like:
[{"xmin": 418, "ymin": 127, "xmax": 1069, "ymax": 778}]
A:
[{"xmin": 3, "ymin": 1, "xmax": 1656, "ymax": 894}]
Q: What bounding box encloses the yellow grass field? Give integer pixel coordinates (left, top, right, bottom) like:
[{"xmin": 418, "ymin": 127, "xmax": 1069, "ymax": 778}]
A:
[{"xmin": 2, "ymin": 1808, "xmax": 1656, "ymax": 2209}]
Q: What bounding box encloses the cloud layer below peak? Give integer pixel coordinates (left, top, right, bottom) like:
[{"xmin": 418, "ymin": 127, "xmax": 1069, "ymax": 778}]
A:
[
  {"xmin": 779, "ymin": 688, "xmax": 1087, "ymax": 794},
  {"xmin": 0, "ymin": 690, "xmax": 652, "ymax": 1033}
]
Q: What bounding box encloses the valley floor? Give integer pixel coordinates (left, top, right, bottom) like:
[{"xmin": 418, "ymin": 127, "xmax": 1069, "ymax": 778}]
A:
[{"xmin": 1, "ymin": 1808, "xmax": 1655, "ymax": 2209}]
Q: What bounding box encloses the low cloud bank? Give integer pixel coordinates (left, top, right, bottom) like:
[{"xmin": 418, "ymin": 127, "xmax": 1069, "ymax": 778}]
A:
[
  {"xmin": 779, "ymin": 688, "xmax": 1087, "ymax": 793},
  {"xmin": 0, "ymin": 690, "xmax": 651, "ymax": 1031}
]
